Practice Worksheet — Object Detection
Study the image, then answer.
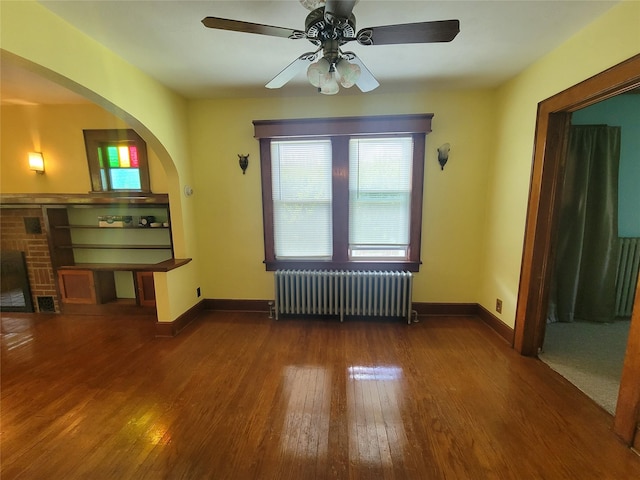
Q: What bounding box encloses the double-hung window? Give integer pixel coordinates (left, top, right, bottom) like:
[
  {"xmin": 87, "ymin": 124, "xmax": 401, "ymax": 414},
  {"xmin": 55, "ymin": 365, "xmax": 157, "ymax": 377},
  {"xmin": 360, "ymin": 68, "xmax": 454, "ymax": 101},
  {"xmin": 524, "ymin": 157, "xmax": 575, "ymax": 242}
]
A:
[
  {"xmin": 255, "ymin": 114, "xmax": 432, "ymax": 271},
  {"xmin": 271, "ymin": 139, "xmax": 333, "ymax": 259},
  {"xmin": 349, "ymin": 136, "xmax": 413, "ymax": 259}
]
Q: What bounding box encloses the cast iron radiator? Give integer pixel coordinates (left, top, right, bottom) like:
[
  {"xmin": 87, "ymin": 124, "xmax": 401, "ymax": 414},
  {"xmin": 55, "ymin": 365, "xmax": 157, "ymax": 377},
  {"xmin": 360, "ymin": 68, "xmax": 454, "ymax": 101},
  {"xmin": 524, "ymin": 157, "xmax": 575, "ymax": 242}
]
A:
[
  {"xmin": 273, "ymin": 270, "xmax": 414, "ymax": 324},
  {"xmin": 615, "ymin": 237, "xmax": 640, "ymax": 317}
]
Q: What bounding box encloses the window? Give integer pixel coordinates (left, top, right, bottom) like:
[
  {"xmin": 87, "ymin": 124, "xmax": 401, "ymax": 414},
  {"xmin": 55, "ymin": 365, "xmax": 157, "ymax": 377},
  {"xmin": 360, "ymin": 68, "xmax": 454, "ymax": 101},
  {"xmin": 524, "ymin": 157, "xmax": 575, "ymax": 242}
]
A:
[
  {"xmin": 349, "ymin": 137, "xmax": 413, "ymax": 259},
  {"xmin": 83, "ymin": 129, "xmax": 150, "ymax": 193},
  {"xmin": 271, "ymin": 139, "xmax": 333, "ymax": 259},
  {"xmin": 255, "ymin": 114, "xmax": 431, "ymax": 271}
]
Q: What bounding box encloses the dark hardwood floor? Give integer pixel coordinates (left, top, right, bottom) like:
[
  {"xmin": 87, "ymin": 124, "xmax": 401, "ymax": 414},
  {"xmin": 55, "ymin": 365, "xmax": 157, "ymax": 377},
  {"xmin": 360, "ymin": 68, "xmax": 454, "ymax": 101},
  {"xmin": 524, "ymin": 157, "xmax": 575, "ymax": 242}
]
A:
[{"xmin": 1, "ymin": 311, "xmax": 639, "ymax": 479}]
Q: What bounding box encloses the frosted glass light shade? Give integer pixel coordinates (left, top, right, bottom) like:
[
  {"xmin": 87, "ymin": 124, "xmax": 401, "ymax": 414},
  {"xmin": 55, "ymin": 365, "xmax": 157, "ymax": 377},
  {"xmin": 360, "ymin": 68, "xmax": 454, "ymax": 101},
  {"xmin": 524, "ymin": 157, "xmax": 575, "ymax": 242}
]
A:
[
  {"xmin": 28, "ymin": 152, "xmax": 45, "ymax": 173},
  {"xmin": 320, "ymin": 73, "xmax": 339, "ymax": 95},
  {"xmin": 299, "ymin": 0, "xmax": 325, "ymax": 10},
  {"xmin": 336, "ymin": 59, "xmax": 361, "ymax": 88},
  {"xmin": 307, "ymin": 58, "xmax": 331, "ymax": 88}
]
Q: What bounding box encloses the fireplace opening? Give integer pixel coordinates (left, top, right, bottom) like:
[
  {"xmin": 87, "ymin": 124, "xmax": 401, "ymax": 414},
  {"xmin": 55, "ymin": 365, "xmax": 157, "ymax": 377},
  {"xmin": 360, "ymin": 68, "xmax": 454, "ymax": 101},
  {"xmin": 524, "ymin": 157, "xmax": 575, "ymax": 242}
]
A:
[{"xmin": 1, "ymin": 251, "xmax": 34, "ymax": 313}]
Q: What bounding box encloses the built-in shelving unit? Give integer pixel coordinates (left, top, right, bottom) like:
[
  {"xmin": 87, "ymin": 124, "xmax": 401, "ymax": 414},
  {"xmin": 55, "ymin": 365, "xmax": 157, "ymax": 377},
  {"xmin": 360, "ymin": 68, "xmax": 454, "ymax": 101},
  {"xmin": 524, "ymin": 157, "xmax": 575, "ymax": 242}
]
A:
[
  {"xmin": 51, "ymin": 202, "xmax": 173, "ymax": 266},
  {"xmin": 1, "ymin": 193, "xmax": 190, "ymax": 311}
]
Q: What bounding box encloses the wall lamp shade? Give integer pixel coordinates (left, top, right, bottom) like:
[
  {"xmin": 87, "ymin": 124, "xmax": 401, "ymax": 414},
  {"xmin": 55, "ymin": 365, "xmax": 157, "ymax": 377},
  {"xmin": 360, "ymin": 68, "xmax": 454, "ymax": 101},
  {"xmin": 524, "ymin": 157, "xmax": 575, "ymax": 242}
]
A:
[
  {"xmin": 28, "ymin": 152, "xmax": 45, "ymax": 174},
  {"xmin": 437, "ymin": 143, "xmax": 451, "ymax": 170}
]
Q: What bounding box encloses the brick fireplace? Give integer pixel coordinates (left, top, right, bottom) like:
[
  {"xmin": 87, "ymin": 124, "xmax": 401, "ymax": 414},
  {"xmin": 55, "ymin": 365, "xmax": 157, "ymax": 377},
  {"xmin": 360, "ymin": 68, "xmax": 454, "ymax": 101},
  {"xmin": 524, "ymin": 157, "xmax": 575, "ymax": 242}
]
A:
[{"xmin": 1, "ymin": 208, "xmax": 59, "ymax": 312}]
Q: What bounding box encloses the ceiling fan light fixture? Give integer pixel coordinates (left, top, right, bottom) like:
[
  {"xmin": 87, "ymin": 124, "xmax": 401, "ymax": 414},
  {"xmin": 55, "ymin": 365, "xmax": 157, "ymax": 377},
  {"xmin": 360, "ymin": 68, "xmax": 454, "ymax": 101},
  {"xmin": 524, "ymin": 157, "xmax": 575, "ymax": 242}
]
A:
[{"xmin": 336, "ymin": 58, "xmax": 361, "ymax": 88}]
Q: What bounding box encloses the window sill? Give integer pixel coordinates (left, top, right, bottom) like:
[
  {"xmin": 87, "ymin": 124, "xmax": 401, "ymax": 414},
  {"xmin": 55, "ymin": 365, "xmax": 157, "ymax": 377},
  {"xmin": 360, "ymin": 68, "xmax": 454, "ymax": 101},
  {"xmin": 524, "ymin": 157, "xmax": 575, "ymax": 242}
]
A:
[{"xmin": 264, "ymin": 260, "xmax": 421, "ymax": 272}]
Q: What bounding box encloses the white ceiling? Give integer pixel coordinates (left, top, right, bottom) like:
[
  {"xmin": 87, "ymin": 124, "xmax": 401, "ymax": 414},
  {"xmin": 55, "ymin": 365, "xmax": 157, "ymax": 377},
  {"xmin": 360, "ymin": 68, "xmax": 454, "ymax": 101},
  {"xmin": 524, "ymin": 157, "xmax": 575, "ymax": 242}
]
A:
[{"xmin": 1, "ymin": 0, "xmax": 621, "ymax": 104}]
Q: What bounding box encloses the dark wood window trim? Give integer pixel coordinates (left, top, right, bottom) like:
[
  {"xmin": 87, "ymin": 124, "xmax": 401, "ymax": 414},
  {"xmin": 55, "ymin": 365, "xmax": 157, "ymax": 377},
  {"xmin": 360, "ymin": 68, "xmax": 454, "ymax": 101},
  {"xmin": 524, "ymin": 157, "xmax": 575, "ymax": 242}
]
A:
[
  {"xmin": 254, "ymin": 114, "xmax": 432, "ymax": 272},
  {"xmin": 83, "ymin": 129, "xmax": 150, "ymax": 193}
]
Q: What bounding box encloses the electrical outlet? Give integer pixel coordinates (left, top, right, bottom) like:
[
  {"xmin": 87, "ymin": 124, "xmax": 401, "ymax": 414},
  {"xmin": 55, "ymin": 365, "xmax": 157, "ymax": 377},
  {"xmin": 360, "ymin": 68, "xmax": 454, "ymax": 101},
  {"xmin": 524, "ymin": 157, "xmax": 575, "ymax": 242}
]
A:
[
  {"xmin": 496, "ymin": 298, "xmax": 503, "ymax": 314},
  {"xmin": 197, "ymin": 287, "xmax": 201, "ymax": 298}
]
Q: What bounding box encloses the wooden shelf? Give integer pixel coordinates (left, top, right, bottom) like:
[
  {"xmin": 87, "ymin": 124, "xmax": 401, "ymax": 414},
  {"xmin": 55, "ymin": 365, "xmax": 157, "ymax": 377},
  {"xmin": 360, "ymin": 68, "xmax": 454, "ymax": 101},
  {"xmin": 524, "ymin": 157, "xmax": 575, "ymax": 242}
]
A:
[
  {"xmin": 58, "ymin": 258, "xmax": 192, "ymax": 272},
  {"xmin": 1, "ymin": 193, "xmax": 169, "ymax": 205},
  {"xmin": 57, "ymin": 244, "xmax": 172, "ymax": 250},
  {"xmin": 56, "ymin": 225, "xmax": 170, "ymax": 230}
]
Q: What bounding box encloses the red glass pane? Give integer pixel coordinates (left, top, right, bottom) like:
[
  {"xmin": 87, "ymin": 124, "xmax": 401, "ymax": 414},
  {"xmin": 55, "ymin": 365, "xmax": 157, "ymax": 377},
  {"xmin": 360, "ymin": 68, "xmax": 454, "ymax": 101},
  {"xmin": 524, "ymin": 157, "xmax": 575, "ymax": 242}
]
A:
[{"xmin": 130, "ymin": 146, "xmax": 139, "ymax": 167}]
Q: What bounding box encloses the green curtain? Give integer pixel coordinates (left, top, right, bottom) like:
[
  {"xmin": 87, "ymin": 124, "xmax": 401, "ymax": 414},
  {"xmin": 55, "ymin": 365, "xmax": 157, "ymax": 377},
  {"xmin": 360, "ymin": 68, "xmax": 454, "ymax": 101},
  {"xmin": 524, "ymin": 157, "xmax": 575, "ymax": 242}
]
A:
[{"xmin": 548, "ymin": 125, "xmax": 621, "ymax": 323}]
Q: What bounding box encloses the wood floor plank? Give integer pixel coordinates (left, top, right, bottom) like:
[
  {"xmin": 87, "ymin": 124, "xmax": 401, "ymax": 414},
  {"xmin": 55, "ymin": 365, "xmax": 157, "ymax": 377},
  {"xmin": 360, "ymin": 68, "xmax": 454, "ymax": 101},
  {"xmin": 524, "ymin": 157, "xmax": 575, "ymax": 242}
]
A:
[{"xmin": 1, "ymin": 311, "xmax": 639, "ymax": 479}]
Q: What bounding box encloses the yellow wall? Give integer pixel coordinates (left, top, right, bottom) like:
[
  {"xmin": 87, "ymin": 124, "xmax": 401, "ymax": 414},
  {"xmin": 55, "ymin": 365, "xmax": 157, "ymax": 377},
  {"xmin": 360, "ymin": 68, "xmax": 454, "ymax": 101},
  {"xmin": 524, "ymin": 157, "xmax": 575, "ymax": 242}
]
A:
[
  {"xmin": 1, "ymin": 104, "xmax": 167, "ymax": 194},
  {"xmin": 2, "ymin": 0, "xmax": 639, "ymax": 328},
  {"xmin": 1, "ymin": 0, "xmax": 199, "ymax": 322},
  {"xmin": 481, "ymin": 0, "xmax": 640, "ymax": 327},
  {"xmin": 188, "ymin": 89, "xmax": 496, "ymax": 302}
]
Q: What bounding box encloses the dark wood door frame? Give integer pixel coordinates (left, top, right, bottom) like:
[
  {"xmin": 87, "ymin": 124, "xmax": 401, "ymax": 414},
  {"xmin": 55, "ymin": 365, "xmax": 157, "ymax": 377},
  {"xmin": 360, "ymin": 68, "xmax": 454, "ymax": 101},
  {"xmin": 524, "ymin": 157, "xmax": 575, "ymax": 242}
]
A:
[{"xmin": 514, "ymin": 54, "xmax": 640, "ymax": 444}]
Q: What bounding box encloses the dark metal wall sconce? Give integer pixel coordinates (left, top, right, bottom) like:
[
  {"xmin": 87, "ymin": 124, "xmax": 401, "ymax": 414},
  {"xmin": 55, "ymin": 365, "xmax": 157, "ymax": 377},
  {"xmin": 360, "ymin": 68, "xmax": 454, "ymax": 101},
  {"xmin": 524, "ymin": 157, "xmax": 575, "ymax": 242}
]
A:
[
  {"xmin": 437, "ymin": 143, "xmax": 450, "ymax": 170},
  {"xmin": 238, "ymin": 154, "xmax": 249, "ymax": 174}
]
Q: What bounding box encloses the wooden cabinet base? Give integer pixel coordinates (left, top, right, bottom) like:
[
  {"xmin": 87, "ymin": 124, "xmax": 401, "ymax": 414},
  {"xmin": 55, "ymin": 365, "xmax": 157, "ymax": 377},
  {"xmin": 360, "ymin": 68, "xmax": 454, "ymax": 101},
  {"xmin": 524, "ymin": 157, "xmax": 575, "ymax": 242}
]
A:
[
  {"xmin": 135, "ymin": 271, "xmax": 156, "ymax": 307},
  {"xmin": 54, "ymin": 260, "xmax": 191, "ymax": 312},
  {"xmin": 58, "ymin": 269, "xmax": 116, "ymax": 304}
]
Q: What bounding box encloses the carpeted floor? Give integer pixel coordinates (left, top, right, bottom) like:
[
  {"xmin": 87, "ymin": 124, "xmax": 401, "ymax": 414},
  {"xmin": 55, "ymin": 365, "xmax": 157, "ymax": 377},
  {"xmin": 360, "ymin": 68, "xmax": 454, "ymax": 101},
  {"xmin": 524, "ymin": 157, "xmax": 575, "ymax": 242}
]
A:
[{"xmin": 539, "ymin": 320, "xmax": 630, "ymax": 415}]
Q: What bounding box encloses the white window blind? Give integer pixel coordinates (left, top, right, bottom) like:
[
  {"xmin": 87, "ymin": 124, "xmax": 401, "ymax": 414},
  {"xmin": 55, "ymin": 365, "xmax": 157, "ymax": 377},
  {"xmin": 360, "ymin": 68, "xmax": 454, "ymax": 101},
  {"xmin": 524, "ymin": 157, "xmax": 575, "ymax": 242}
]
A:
[
  {"xmin": 349, "ymin": 137, "xmax": 413, "ymax": 258},
  {"xmin": 271, "ymin": 140, "xmax": 333, "ymax": 259}
]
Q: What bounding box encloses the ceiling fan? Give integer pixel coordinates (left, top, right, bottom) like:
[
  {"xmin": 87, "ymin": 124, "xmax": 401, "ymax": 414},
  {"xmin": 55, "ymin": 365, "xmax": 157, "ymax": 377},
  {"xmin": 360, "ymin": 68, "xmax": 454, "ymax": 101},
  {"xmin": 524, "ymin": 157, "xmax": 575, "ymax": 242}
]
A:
[{"xmin": 202, "ymin": 0, "xmax": 460, "ymax": 95}]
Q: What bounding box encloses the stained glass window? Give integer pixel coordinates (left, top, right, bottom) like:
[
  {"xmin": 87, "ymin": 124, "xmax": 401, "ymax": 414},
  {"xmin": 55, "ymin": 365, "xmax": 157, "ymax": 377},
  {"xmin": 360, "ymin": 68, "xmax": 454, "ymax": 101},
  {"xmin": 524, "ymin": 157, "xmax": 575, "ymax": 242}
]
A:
[
  {"xmin": 98, "ymin": 143, "xmax": 141, "ymax": 190},
  {"xmin": 83, "ymin": 129, "xmax": 150, "ymax": 193}
]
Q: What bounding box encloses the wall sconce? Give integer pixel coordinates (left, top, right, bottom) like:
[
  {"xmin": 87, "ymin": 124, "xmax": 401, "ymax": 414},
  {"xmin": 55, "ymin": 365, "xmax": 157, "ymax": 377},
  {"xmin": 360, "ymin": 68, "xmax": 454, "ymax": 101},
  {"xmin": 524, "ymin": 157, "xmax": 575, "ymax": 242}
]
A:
[
  {"xmin": 238, "ymin": 154, "xmax": 249, "ymax": 174},
  {"xmin": 28, "ymin": 152, "xmax": 45, "ymax": 174},
  {"xmin": 437, "ymin": 143, "xmax": 450, "ymax": 170}
]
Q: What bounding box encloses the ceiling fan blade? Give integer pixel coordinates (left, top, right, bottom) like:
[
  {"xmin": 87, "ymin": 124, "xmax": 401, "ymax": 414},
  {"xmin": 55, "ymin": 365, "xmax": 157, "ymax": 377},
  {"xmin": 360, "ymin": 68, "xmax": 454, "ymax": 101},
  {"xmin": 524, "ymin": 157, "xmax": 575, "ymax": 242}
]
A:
[
  {"xmin": 357, "ymin": 19, "xmax": 460, "ymax": 46},
  {"xmin": 202, "ymin": 17, "xmax": 305, "ymax": 40},
  {"xmin": 343, "ymin": 52, "xmax": 379, "ymax": 92},
  {"xmin": 325, "ymin": 0, "xmax": 358, "ymax": 20},
  {"xmin": 265, "ymin": 52, "xmax": 318, "ymax": 89}
]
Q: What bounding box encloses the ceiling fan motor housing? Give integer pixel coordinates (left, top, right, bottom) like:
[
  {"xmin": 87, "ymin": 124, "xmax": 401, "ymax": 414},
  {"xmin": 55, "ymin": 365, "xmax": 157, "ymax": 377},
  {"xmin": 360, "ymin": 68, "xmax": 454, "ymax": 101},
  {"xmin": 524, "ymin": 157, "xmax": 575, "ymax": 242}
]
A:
[{"xmin": 305, "ymin": 7, "xmax": 356, "ymax": 47}]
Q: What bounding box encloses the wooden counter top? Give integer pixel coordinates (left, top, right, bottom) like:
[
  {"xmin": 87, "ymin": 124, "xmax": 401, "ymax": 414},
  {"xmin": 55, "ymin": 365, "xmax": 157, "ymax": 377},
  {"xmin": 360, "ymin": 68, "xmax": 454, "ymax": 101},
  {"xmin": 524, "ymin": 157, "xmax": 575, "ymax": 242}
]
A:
[{"xmin": 58, "ymin": 258, "xmax": 191, "ymax": 272}]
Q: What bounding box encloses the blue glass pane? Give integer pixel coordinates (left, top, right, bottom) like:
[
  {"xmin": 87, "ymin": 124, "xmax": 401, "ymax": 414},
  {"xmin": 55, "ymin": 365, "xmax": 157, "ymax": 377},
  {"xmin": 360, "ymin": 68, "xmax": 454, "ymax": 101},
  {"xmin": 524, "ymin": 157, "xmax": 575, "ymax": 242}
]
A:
[{"xmin": 109, "ymin": 168, "xmax": 141, "ymax": 190}]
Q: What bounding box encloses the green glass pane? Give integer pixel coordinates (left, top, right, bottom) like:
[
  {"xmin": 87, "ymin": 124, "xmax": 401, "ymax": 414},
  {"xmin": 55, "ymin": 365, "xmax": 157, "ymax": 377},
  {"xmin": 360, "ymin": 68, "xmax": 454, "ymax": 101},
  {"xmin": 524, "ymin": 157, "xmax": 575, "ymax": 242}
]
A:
[
  {"xmin": 107, "ymin": 146, "xmax": 120, "ymax": 167},
  {"xmin": 97, "ymin": 148, "xmax": 104, "ymax": 168}
]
